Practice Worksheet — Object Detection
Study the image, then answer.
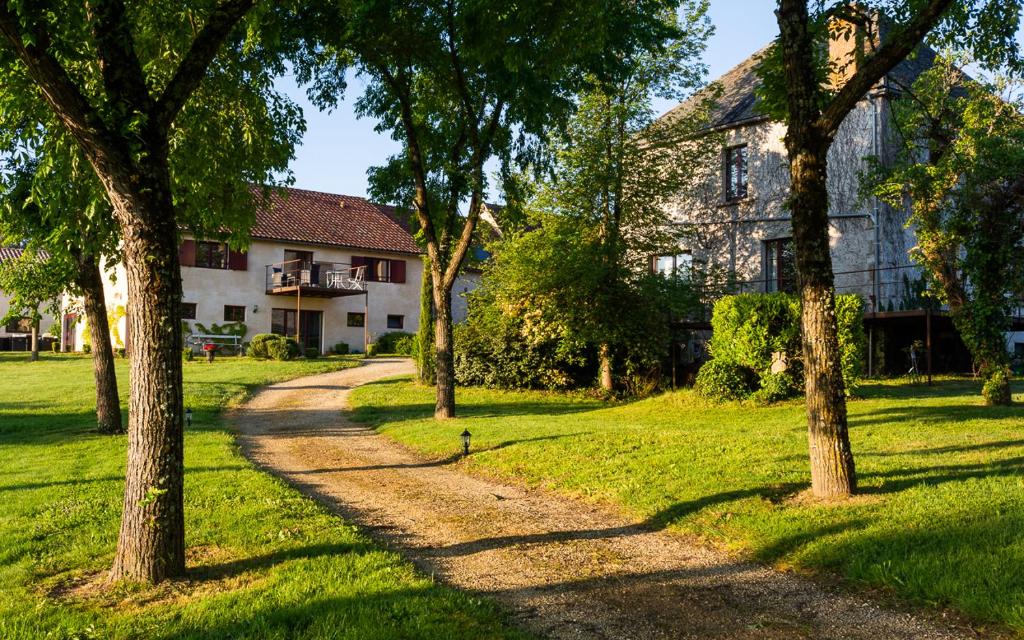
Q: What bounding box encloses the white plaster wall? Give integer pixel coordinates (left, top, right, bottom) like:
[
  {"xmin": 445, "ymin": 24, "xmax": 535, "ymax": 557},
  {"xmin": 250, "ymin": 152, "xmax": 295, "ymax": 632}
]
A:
[
  {"xmin": 0, "ymin": 293, "xmax": 58, "ymax": 338},
  {"xmin": 452, "ymin": 272, "xmax": 480, "ymax": 324}
]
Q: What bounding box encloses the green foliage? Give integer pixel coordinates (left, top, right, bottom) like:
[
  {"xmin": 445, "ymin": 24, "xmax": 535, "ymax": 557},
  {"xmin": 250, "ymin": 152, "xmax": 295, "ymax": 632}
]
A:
[
  {"xmin": 869, "ymin": 55, "xmax": 1024, "ymax": 404},
  {"xmin": 182, "ymin": 348, "xmax": 194, "ymax": 362},
  {"xmin": 982, "ymin": 366, "xmax": 1013, "ymax": 406},
  {"xmin": 248, "ymin": 334, "xmax": 300, "ymax": 361},
  {"xmin": 694, "ymin": 359, "xmax": 754, "ymax": 401},
  {"xmin": 0, "ymin": 248, "xmax": 67, "ymax": 328},
  {"xmin": 194, "ymin": 322, "xmax": 248, "ymax": 339},
  {"xmin": 332, "ymin": 342, "xmax": 349, "ymax": 356},
  {"xmin": 366, "ymin": 343, "xmax": 379, "ymax": 357},
  {"xmin": 700, "ymin": 293, "xmax": 865, "ymax": 402},
  {"xmin": 81, "ymin": 344, "xmax": 91, "ymax": 355},
  {"xmin": 304, "ymin": 347, "xmax": 319, "ymax": 360},
  {"xmin": 417, "ymin": 259, "xmax": 435, "ymax": 384},
  {"xmin": 454, "ymin": 292, "xmax": 592, "ymax": 391},
  {"xmin": 375, "ymin": 331, "xmax": 416, "ymax": 355}
]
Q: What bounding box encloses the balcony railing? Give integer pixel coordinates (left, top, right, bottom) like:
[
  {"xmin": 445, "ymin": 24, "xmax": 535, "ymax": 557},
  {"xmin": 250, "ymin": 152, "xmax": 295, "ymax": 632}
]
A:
[{"xmin": 265, "ymin": 259, "xmax": 367, "ymax": 296}]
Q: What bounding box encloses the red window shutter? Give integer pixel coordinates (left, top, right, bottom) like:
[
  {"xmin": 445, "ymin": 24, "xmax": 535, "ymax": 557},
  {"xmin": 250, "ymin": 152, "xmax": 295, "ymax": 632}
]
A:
[
  {"xmin": 227, "ymin": 249, "xmax": 248, "ymax": 271},
  {"xmin": 389, "ymin": 259, "xmax": 406, "ymax": 283},
  {"xmin": 179, "ymin": 240, "xmax": 196, "ymax": 267}
]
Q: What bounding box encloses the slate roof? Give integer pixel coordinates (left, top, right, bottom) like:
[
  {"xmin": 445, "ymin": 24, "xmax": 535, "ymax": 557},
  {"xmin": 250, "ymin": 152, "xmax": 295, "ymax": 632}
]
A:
[
  {"xmin": 660, "ymin": 40, "xmax": 942, "ymax": 131},
  {"xmin": 251, "ymin": 186, "xmax": 421, "ymax": 255}
]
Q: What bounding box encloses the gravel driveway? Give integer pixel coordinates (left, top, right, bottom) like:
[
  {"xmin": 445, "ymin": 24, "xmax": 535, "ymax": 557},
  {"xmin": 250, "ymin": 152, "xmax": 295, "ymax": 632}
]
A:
[{"xmin": 233, "ymin": 358, "xmax": 982, "ymax": 640}]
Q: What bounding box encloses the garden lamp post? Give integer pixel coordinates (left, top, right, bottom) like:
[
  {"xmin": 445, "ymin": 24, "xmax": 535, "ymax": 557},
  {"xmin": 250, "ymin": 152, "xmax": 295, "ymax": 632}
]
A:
[
  {"xmin": 461, "ymin": 429, "xmax": 472, "ymax": 457},
  {"xmin": 185, "ymin": 408, "xmax": 193, "ymax": 427}
]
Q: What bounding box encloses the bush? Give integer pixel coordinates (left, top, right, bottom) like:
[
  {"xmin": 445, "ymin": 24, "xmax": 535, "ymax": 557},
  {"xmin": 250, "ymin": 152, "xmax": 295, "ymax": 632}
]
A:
[
  {"xmin": 116, "ymin": 347, "xmax": 128, "ymax": 359},
  {"xmin": 82, "ymin": 343, "xmax": 91, "ymax": 354},
  {"xmin": 750, "ymin": 371, "xmax": 800, "ymax": 405},
  {"xmin": 366, "ymin": 343, "xmax": 379, "ymax": 357},
  {"xmin": 182, "ymin": 348, "xmax": 194, "ymax": 362},
  {"xmin": 248, "ymin": 333, "xmax": 299, "ymax": 361},
  {"xmin": 51, "ymin": 342, "xmax": 60, "ymax": 353},
  {"xmin": 304, "ymin": 347, "xmax": 319, "ymax": 359},
  {"xmin": 699, "ymin": 293, "xmax": 866, "ymax": 402},
  {"xmin": 982, "ymin": 366, "xmax": 1013, "ymax": 406},
  {"xmin": 374, "ymin": 331, "xmax": 416, "ymax": 355},
  {"xmin": 247, "ymin": 333, "xmax": 278, "ymax": 359},
  {"xmin": 694, "ymin": 359, "xmax": 754, "ymax": 401},
  {"xmin": 333, "ymin": 342, "xmax": 349, "ymax": 355}
]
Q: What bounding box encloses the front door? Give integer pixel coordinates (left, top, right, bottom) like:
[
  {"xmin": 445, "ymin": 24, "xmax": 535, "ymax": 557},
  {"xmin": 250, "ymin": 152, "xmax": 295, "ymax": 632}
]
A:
[
  {"xmin": 62, "ymin": 313, "xmax": 78, "ymax": 352},
  {"xmin": 271, "ymin": 309, "xmax": 323, "ymax": 352}
]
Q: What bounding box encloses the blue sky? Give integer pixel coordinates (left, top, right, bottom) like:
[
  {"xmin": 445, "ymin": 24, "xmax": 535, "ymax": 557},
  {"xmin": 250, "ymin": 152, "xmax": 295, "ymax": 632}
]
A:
[{"xmin": 276, "ymin": 1, "xmax": 781, "ymax": 199}]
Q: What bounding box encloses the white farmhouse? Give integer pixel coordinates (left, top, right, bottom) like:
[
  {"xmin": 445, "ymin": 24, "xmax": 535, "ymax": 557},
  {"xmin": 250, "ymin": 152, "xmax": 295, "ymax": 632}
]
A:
[
  {"xmin": 64, "ymin": 186, "xmax": 424, "ymax": 355},
  {"xmin": 0, "ymin": 246, "xmax": 59, "ymax": 351}
]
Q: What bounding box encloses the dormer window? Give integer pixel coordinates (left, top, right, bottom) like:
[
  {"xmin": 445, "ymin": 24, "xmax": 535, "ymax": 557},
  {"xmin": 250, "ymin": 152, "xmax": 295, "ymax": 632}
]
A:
[{"xmin": 725, "ymin": 145, "xmax": 748, "ymax": 201}]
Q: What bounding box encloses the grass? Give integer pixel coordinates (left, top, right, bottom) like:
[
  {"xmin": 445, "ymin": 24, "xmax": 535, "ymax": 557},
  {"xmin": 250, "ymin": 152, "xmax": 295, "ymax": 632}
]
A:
[
  {"xmin": 0, "ymin": 353, "xmax": 529, "ymax": 640},
  {"xmin": 351, "ymin": 376, "xmax": 1024, "ymax": 633}
]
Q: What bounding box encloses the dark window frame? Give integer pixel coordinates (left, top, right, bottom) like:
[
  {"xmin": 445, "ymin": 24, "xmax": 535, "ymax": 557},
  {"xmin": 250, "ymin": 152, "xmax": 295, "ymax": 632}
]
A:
[
  {"xmin": 725, "ymin": 145, "xmax": 748, "ymax": 201},
  {"xmin": 347, "ymin": 312, "xmax": 366, "ymax": 327},
  {"xmin": 386, "ymin": 314, "xmax": 404, "ymax": 329},
  {"xmin": 764, "ymin": 237, "xmax": 796, "ymax": 293},
  {"xmin": 181, "ymin": 302, "xmax": 197, "ymax": 320},
  {"xmin": 224, "ymin": 305, "xmax": 246, "ymax": 322},
  {"xmin": 195, "ymin": 240, "xmax": 228, "ymax": 269}
]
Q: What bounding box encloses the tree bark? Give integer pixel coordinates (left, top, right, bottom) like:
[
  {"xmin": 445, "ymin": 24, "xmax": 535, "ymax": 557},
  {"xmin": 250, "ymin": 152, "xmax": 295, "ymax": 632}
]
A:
[
  {"xmin": 432, "ymin": 277, "xmax": 455, "ymax": 419},
  {"xmin": 778, "ymin": 0, "xmax": 856, "ymax": 498},
  {"xmin": 76, "ymin": 252, "xmax": 122, "ymax": 434},
  {"xmin": 29, "ymin": 320, "xmax": 39, "ymax": 361},
  {"xmin": 108, "ymin": 169, "xmax": 186, "ymax": 583},
  {"xmin": 598, "ymin": 343, "xmax": 613, "ymax": 392}
]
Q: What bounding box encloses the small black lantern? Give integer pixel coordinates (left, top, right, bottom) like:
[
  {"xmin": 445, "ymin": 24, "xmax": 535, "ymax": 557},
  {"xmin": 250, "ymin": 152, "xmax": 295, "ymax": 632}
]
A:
[
  {"xmin": 460, "ymin": 429, "xmax": 471, "ymax": 457},
  {"xmin": 185, "ymin": 408, "xmax": 193, "ymax": 427}
]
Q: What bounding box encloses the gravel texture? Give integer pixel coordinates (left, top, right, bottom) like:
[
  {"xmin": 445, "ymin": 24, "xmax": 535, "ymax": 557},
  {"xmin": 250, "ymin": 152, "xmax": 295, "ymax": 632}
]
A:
[{"xmin": 233, "ymin": 358, "xmax": 983, "ymax": 640}]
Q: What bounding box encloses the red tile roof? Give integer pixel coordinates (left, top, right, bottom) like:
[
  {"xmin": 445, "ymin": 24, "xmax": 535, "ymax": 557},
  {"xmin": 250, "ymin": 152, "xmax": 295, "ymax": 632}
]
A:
[
  {"xmin": 251, "ymin": 186, "xmax": 422, "ymax": 255},
  {"xmin": 0, "ymin": 246, "xmax": 48, "ymax": 263}
]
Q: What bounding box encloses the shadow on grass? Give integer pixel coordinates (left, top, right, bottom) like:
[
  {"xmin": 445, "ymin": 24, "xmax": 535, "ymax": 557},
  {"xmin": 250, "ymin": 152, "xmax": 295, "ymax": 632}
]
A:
[
  {"xmin": 0, "ymin": 465, "xmax": 249, "ymax": 492},
  {"xmin": 860, "ymin": 455, "xmax": 1024, "ymax": 495},
  {"xmin": 189, "ymin": 541, "xmax": 371, "ymax": 581},
  {"xmin": 850, "ymin": 403, "xmax": 1023, "ymax": 429},
  {"xmin": 856, "ymin": 377, "xmax": 1024, "ymax": 401}
]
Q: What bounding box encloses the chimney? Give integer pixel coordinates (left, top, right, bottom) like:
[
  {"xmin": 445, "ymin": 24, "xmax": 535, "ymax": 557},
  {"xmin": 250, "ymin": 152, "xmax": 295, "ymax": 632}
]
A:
[{"xmin": 827, "ymin": 5, "xmax": 877, "ymax": 90}]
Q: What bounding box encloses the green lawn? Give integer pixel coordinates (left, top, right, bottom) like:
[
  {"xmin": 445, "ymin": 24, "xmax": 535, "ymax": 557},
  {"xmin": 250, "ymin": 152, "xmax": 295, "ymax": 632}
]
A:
[
  {"xmin": 0, "ymin": 353, "xmax": 528, "ymax": 640},
  {"xmin": 351, "ymin": 376, "xmax": 1024, "ymax": 633}
]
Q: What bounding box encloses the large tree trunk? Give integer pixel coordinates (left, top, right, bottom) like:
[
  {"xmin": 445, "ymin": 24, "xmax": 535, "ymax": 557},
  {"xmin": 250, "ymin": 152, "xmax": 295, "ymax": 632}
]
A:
[
  {"xmin": 433, "ymin": 280, "xmax": 455, "ymax": 419},
  {"xmin": 778, "ymin": 0, "xmax": 856, "ymax": 499},
  {"xmin": 108, "ymin": 170, "xmax": 186, "ymax": 583},
  {"xmin": 76, "ymin": 252, "xmax": 122, "ymax": 434},
  {"xmin": 598, "ymin": 343, "xmax": 613, "ymax": 392},
  {"xmin": 789, "ymin": 141, "xmax": 857, "ymax": 498}
]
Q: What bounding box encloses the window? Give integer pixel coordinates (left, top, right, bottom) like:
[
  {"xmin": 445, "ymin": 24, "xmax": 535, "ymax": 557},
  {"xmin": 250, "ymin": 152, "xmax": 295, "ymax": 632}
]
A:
[
  {"xmin": 352, "ymin": 257, "xmax": 406, "ymax": 283},
  {"xmin": 725, "ymin": 145, "xmax": 748, "ymax": 201},
  {"xmin": 4, "ymin": 317, "xmax": 32, "ymax": 333},
  {"xmin": 181, "ymin": 303, "xmax": 197, "ymax": 320},
  {"xmin": 195, "ymin": 241, "xmax": 227, "ymax": 269},
  {"xmin": 387, "ymin": 314, "xmax": 404, "ymax": 329},
  {"xmin": 283, "ymin": 249, "xmax": 313, "ymax": 270},
  {"xmin": 764, "ymin": 238, "xmax": 796, "ymax": 293},
  {"xmin": 654, "ymin": 252, "xmax": 693, "ymax": 280},
  {"xmin": 224, "ymin": 305, "xmax": 246, "ymax": 322},
  {"xmin": 347, "ymin": 312, "xmax": 365, "ymax": 327}
]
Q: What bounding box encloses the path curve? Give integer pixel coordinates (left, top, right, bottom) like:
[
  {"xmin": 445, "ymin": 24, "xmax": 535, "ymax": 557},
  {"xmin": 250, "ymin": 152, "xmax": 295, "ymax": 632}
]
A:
[{"xmin": 234, "ymin": 358, "xmax": 978, "ymax": 640}]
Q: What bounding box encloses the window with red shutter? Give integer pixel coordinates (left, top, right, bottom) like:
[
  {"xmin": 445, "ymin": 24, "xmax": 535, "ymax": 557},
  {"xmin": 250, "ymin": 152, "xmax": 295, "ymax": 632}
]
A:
[
  {"xmin": 389, "ymin": 259, "xmax": 406, "ymax": 283},
  {"xmin": 179, "ymin": 240, "xmax": 196, "ymax": 267}
]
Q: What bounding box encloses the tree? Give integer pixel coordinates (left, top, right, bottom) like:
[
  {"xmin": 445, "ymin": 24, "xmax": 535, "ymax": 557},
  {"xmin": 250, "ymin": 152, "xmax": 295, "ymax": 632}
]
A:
[
  {"xmin": 872, "ymin": 56, "xmax": 1024, "ymax": 405},
  {"xmin": 501, "ymin": 5, "xmax": 715, "ymax": 392},
  {"xmin": 0, "ymin": 1, "xmax": 301, "ymax": 582},
  {"xmin": 759, "ymin": 0, "xmax": 1021, "ymax": 498},
  {"xmin": 416, "ymin": 256, "xmax": 436, "ymax": 385},
  {"xmin": 0, "ymin": 159, "xmax": 123, "ymax": 432},
  {"xmin": 295, "ymin": 0, "xmax": 688, "ymax": 418},
  {"xmin": 0, "ymin": 247, "xmax": 66, "ymax": 361}
]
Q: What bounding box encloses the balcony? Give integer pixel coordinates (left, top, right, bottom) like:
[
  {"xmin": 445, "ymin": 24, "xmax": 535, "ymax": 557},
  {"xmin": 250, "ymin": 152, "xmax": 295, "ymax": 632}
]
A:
[{"xmin": 265, "ymin": 260, "xmax": 367, "ymax": 298}]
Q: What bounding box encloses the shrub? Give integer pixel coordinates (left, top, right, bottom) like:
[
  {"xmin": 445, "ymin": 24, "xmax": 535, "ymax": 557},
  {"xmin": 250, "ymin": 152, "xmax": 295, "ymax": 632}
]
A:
[
  {"xmin": 116, "ymin": 347, "xmax": 128, "ymax": 359},
  {"xmin": 182, "ymin": 348, "xmax": 194, "ymax": 362},
  {"xmin": 694, "ymin": 359, "xmax": 754, "ymax": 402},
  {"xmin": 750, "ymin": 371, "xmax": 800, "ymax": 405},
  {"xmin": 333, "ymin": 342, "xmax": 349, "ymax": 355},
  {"xmin": 304, "ymin": 347, "xmax": 319, "ymax": 359},
  {"xmin": 248, "ymin": 333, "xmax": 279, "ymax": 359},
  {"xmin": 835, "ymin": 294, "xmax": 866, "ymax": 393},
  {"xmin": 366, "ymin": 343, "xmax": 379, "ymax": 357},
  {"xmin": 265, "ymin": 338, "xmax": 291, "ymax": 361},
  {"xmin": 50, "ymin": 342, "xmax": 60, "ymax": 353},
  {"xmin": 82, "ymin": 344, "xmax": 91, "ymax": 354},
  {"xmin": 375, "ymin": 331, "xmax": 416, "ymax": 355},
  {"xmin": 982, "ymin": 366, "xmax": 1012, "ymax": 406}
]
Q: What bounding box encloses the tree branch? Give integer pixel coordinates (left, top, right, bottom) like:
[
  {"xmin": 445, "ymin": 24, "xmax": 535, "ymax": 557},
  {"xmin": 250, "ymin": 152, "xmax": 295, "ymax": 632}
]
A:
[
  {"xmin": 820, "ymin": 0, "xmax": 955, "ymax": 137},
  {"xmin": 0, "ymin": 4, "xmax": 129, "ymax": 174},
  {"xmin": 154, "ymin": 0, "xmax": 254, "ymax": 132},
  {"xmin": 85, "ymin": 0, "xmax": 152, "ymax": 116}
]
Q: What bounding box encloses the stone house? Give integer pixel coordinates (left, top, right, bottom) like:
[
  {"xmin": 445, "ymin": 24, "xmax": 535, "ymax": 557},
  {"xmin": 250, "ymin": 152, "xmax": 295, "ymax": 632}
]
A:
[
  {"xmin": 62, "ymin": 186, "xmax": 424, "ymax": 355},
  {"xmin": 657, "ymin": 32, "xmax": 1022, "ymax": 374}
]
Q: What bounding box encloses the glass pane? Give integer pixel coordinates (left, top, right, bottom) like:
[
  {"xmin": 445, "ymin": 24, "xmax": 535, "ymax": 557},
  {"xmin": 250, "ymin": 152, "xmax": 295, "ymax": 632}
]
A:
[{"xmin": 655, "ymin": 255, "xmax": 675, "ymax": 276}]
